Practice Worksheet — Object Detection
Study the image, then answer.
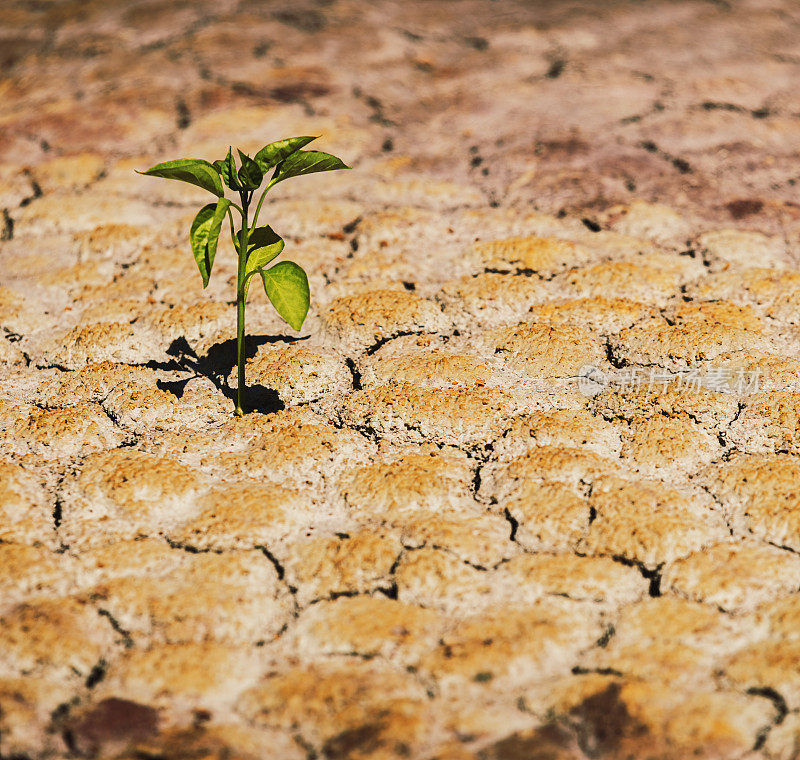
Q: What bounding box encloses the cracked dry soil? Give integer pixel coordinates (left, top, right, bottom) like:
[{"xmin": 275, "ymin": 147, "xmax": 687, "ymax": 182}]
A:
[{"xmin": 2, "ymin": 0, "xmax": 800, "ymax": 758}]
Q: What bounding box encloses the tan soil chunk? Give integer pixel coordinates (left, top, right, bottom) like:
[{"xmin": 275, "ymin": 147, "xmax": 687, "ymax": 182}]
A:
[
  {"xmin": 0, "ymin": 597, "xmax": 118, "ymax": 679},
  {"xmin": 695, "ymin": 228, "xmax": 788, "ymax": 269},
  {"xmin": 99, "ymin": 382, "xmax": 183, "ymax": 430},
  {"xmin": 724, "ymin": 638, "xmax": 800, "ymax": 710},
  {"xmin": 38, "ymin": 321, "xmax": 166, "ymax": 369},
  {"xmin": 712, "ymin": 352, "xmax": 800, "ymax": 393},
  {"xmin": 762, "ymin": 713, "xmax": 800, "ymax": 760},
  {"xmin": 282, "ymin": 531, "xmax": 402, "ymax": 606},
  {"xmin": 0, "ymin": 677, "xmax": 73, "ymax": 759},
  {"xmin": 73, "ymin": 538, "xmax": 184, "ymax": 586},
  {"xmin": 729, "ymin": 392, "xmax": 800, "ymax": 454},
  {"xmin": 85, "ymin": 551, "xmax": 291, "ymax": 644},
  {"xmin": 236, "ymin": 660, "xmax": 430, "ymax": 750},
  {"xmin": 666, "ymin": 299, "xmax": 765, "ymax": 332},
  {"xmin": 703, "ymin": 453, "xmax": 800, "ymax": 551},
  {"xmin": 436, "ymin": 273, "xmax": 552, "ymax": 329},
  {"xmin": 396, "ymin": 549, "xmax": 625, "ymax": 617},
  {"xmin": 0, "ymin": 286, "xmax": 40, "ymax": 334},
  {"xmin": 619, "ymin": 414, "xmax": 720, "ymax": 474},
  {"xmin": 583, "ymin": 476, "xmax": 728, "ymax": 569},
  {"xmin": 28, "ymin": 153, "xmax": 104, "ymax": 192},
  {"xmin": 498, "ymin": 553, "xmax": 646, "ymax": 607},
  {"xmin": 609, "ymin": 318, "xmax": 769, "ymax": 369},
  {"xmin": 359, "ymin": 349, "xmax": 491, "ymax": 389},
  {"xmin": 587, "ymin": 640, "xmax": 717, "ymax": 686},
  {"xmin": 504, "ymin": 481, "xmax": 592, "ymax": 552},
  {"xmin": 527, "ymin": 296, "xmax": 655, "ymax": 335},
  {"xmin": 758, "ymin": 594, "xmax": 800, "ymax": 641},
  {"xmin": 663, "ymin": 541, "xmax": 800, "ymax": 613},
  {"xmin": 476, "ymin": 235, "xmax": 594, "ymax": 275},
  {"xmin": 118, "ymin": 724, "xmax": 306, "ymax": 760},
  {"xmin": 340, "ymin": 453, "xmax": 475, "ymax": 517},
  {"xmin": 592, "ymin": 379, "xmax": 740, "ymax": 428},
  {"xmin": 40, "ymin": 259, "xmax": 115, "ymax": 296},
  {"xmin": 103, "ymin": 378, "xmax": 231, "ymax": 432},
  {"xmin": 145, "ymin": 301, "xmax": 229, "ymax": 344},
  {"xmin": 58, "ymin": 449, "xmax": 207, "ymax": 548},
  {"xmin": 604, "ymin": 596, "xmax": 752, "ymax": 656},
  {"xmin": 317, "ymin": 289, "xmax": 449, "ymax": 353},
  {"xmin": 238, "ymin": 344, "xmax": 351, "ymax": 405},
  {"xmin": 601, "ymin": 201, "xmax": 693, "ymax": 247},
  {"xmin": 146, "ymin": 407, "xmax": 329, "ymax": 458},
  {"xmin": 482, "ymin": 447, "xmax": 619, "ymax": 503},
  {"xmin": 0, "ymin": 459, "xmax": 57, "ymax": 546},
  {"xmin": 7, "ymin": 402, "xmax": 126, "ymax": 459},
  {"xmin": 289, "ymin": 596, "xmax": 445, "ymax": 662},
  {"xmin": 420, "ymin": 600, "xmax": 603, "ymax": 690},
  {"xmin": 0, "ymin": 545, "xmax": 71, "ymax": 607},
  {"xmin": 73, "ymin": 222, "xmax": 151, "ymax": 262},
  {"xmin": 493, "ymin": 408, "xmax": 621, "ymax": 461},
  {"xmin": 396, "ymin": 548, "xmax": 504, "ymax": 614},
  {"xmin": 169, "ymin": 483, "xmax": 317, "ymax": 551},
  {"xmin": 339, "ymin": 385, "xmax": 522, "ymax": 447},
  {"xmin": 548, "ymin": 677, "xmax": 774, "ymax": 760},
  {"xmin": 38, "ymin": 361, "xmax": 160, "ymax": 405},
  {"xmin": 98, "ymin": 642, "xmax": 264, "ymax": 712},
  {"xmin": 396, "ymin": 509, "xmax": 517, "ymax": 568},
  {"xmin": 0, "ymin": 338, "xmax": 26, "ymax": 365},
  {"xmin": 687, "ymin": 267, "xmax": 800, "ymax": 309},
  {"xmin": 558, "ymin": 259, "xmax": 688, "ymax": 306},
  {"xmin": 208, "ymin": 419, "xmax": 375, "ymax": 487},
  {"xmin": 765, "ymin": 289, "xmax": 800, "ymax": 325},
  {"xmin": 491, "ymin": 321, "xmax": 606, "ymax": 377}
]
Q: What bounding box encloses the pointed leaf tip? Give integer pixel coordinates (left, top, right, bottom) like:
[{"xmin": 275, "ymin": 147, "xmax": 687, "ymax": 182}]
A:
[
  {"xmin": 237, "ymin": 149, "xmax": 263, "ymax": 190},
  {"xmin": 270, "ymin": 150, "xmax": 350, "ymax": 185},
  {"xmin": 254, "ymin": 135, "xmax": 319, "ymax": 173},
  {"xmin": 138, "ymin": 158, "xmax": 224, "ymax": 197},
  {"xmin": 189, "ymin": 197, "xmax": 230, "ymax": 287}
]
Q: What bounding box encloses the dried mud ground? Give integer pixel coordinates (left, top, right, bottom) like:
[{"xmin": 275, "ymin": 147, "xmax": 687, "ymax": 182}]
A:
[{"xmin": 3, "ymin": 0, "xmax": 800, "ymax": 758}]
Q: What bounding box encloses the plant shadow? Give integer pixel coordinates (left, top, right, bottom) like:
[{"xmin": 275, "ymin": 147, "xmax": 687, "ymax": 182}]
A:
[{"xmin": 152, "ymin": 334, "xmax": 307, "ymax": 415}]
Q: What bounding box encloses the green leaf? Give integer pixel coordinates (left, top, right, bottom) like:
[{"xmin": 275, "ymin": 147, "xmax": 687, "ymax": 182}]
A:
[
  {"xmin": 254, "ymin": 136, "xmax": 318, "ymax": 173},
  {"xmin": 261, "ymin": 261, "xmax": 310, "ymax": 330},
  {"xmin": 271, "ymin": 150, "xmax": 350, "ymax": 185},
  {"xmin": 243, "ymin": 226, "xmax": 284, "ymax": 298},
  {"xmin": 137, "ymin": 158, "xmax": 224, "ymax": 197},
  {"xmin": 189, "ymin": 197, "xmax": 230, "ymax": 287},
  {"xmin": 237, "ymin": 150, "xmax": 263, "ymax": 190},
  {"xmin": 215, "ymin": 147, "xmax": 241, "ymax": 191}
]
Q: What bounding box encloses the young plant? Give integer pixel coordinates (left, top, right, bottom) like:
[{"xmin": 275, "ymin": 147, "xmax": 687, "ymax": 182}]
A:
[{"xmin": 137, "ymin": 137, "xmax": 349, "ymax": 415}]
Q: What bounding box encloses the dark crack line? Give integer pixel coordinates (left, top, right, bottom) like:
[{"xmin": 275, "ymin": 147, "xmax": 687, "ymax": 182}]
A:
[
  {"xmin": 637, "ymin": 139, "xmax": 692, "ymax": 175},
  {"xmin": 747, "ymin": 686, "xmax": 788, "ymax": 751},
  {"xmin": 97, "ymin": 609, "xmax": 134, "ymax": 649},
  {"xmin": 609, "ymin": 554, "xmax": 662, "ymax": 596}
]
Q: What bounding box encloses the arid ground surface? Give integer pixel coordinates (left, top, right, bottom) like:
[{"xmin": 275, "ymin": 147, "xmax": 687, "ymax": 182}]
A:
[{"xmin": 3, "ymin": 0, "xmax": 800, "ymax": 757}]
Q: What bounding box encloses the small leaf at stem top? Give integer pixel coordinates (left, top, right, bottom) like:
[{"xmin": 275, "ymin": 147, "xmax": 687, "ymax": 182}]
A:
[
  {"xmin": 237, "ymin": 150, "xmax": 263, "ymax": 190},
  {"xmin": 260, "ymin": 261, "xmax": 310, "ymax": 330},
  {"xmin": 254, "ymin": 136, "xmax": 318, "ymax": 173},
  {"xmin": 243, "ymin": 226, "xmax": 284, "ymax": 298},
  {"xmin": 215, "ymin": 147, "xmax": 242, "ymax": 191},
  {"xmin": 271, "ymin": 150, "xmax": 350, "ymax": 185},
  {"xmin": 137, "ymin": 158, "xmax": 224, "ymax": 197},
  {"xmin": 189, "ymin": 197, "xmax": 230, "ymax": 287}
]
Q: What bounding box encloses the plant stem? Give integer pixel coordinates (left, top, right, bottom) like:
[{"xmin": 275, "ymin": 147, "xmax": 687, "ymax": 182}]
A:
[
  {"xmin": 234, "ymin": 197, "xmax": 250, "ymax": 416},
  {"xmin": 250, "ymin": 178, "xmax": 278, "ymax": 233}
]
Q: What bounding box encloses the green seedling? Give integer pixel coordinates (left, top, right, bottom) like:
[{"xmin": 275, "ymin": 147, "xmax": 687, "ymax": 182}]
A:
[{"xmin": 137, "ymin": 137, "xmax": 349, "ymax": 415}]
